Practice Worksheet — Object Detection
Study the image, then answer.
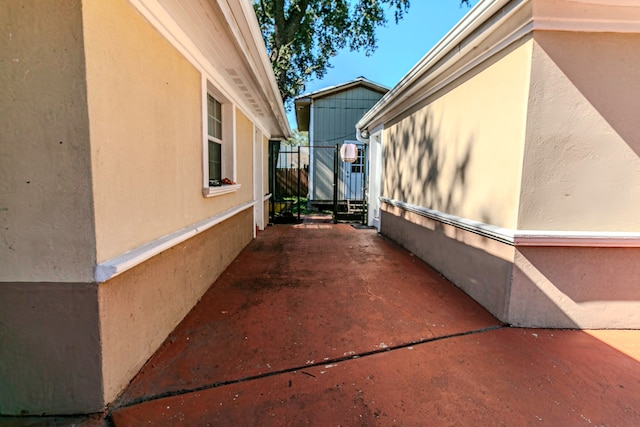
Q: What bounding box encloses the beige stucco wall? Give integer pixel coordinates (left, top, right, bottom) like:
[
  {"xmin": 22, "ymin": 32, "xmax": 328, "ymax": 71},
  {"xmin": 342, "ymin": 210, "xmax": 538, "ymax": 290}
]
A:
[
  {"xmin": 519, "ymin": 31, "xmax": 640, "ymax": 231},
  {"xmin": 383, "ymin": 38, "xmax": 532, "ymax": 229},
  {"xmin": 99, "ymin": 208, "xmax": 253, "ymax": 403},
  {"xmin": 83, "ymin": 0, "xmax": 255, "ymax": 263},
  {"xmin": 0, "ymin": 0, "xmax": 96, "ymax": 283},
  {"xmin": 0, "ymin": 282, "xmax": 103, "ymax": 415},
  {"xmin": 263, "ymin": 135, "xmax": 269, "ymax": 196},
  {"xmin": 509, "ymin": 247, "xmax": 640, "ymax": 328},
  {"xmin": 381, "ymin": 204, "xmax": 515, "ymax": 320},
  {"xmin": 236, "ymin": 108, "xmax": 255, "ymax": 202}
]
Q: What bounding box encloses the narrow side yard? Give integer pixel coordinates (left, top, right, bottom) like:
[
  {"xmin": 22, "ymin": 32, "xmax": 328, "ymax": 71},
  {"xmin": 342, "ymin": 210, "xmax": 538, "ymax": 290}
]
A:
[{"xmin": 108, "ymin": 219, "xmax": 640, "ymax": 425}]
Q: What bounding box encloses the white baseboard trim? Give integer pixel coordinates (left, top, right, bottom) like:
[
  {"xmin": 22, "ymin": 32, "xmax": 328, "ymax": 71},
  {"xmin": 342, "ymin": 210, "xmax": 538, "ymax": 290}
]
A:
[
  {"xmin": 95, "ymin": 201, "xmax": 256, "ymax": 283},
  {"xmin": 380, "ymin": 198, "xmax": 640, "ymax": 248}
]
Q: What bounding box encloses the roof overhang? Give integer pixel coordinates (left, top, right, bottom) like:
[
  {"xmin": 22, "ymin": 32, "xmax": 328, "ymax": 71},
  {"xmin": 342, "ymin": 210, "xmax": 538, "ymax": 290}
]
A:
[
  {"xmin": 294, "ymin": 77, "xmax": 389, "ymax": 132},
  {"xmin": 216, "ymin": 0, "xmax": 291, "ymax": 139},
  {"xmin": 130, "ymin": 0, "xmax": 290, "ymax": 140},
  {"xmin": 356, "ymin": 0, "xmax": 640, "ymax": 134},
  {"xmin": 294, "ymin": 97, "xmax": 312, "ymax": 132}
]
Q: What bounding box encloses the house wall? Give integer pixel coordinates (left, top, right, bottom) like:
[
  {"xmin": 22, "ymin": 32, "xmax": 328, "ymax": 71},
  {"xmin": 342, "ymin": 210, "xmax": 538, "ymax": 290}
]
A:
[
  {"xmin": 379, "ymin": 39, "xmax": 531, "ymax": 318},
  {"xmin": 383, "ymin": 38, "xmax": 531, "ymax": 230},
  {"xmin": 0, "ymin": 0, "xmax": 96, "ymax": 283},
  {"xmin": 519, "ymin": 31, "xmax": 640, "ymax": 232},
  {"xmin": 83, "ymin": 0, "xmax": 255, "ymax": 264},
  {"xmin": 0, "ymin": 0, "xmax": 104, "ymax": 415},
  {"xmin": 311, "ymin": 87, "xmax": 385, "ymax": 201},
  {"xmin": 506, "ymin": 30, "xmax": 640, "ymax": 328},
  {"xmin": 375, "ymin": 1, "xmax": 640, "ymax": 328},
  {"xmin": 381, "ymin": 205, "xmax": 516, "ymax": 320},
  {"xmin": 99, "ymin": 208, "xmax": 253, "ymax": 403},
  {"xmin": 83, "ymin": 0, "xmax": 259, "ymax": 406},
  {"xmin": 0, "ymin": 0, "xmax": 271, "ymax": 415}
]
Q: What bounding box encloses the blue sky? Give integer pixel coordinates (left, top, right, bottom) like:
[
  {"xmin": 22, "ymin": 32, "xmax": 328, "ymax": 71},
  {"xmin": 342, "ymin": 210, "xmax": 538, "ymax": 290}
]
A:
[{"xmin": 288, "ymin": 0, "xmax": 478, "ymax": 128}]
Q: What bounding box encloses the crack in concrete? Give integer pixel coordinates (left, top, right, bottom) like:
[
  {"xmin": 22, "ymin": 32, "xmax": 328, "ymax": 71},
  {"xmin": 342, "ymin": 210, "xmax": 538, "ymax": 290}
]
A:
[{"xmin": 111, "ymin": 324, "xmax": 505, "ymax": 414}]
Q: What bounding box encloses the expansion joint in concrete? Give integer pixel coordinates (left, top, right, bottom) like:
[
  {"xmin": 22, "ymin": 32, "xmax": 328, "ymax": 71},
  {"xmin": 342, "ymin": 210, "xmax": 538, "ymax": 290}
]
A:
[{"xmin": 111, "ymin": 324, "xmax": 505, "ymax": 413}]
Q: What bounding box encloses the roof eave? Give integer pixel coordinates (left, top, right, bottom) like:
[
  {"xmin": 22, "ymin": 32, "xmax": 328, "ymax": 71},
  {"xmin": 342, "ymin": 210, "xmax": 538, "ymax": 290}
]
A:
[
  {"xmin": 356, "ymin": 0, "xmax": 515, "ymax": 131},
  {"xmin": 217, "ymin": 0, "xmax": 291, "ymax": 139}
]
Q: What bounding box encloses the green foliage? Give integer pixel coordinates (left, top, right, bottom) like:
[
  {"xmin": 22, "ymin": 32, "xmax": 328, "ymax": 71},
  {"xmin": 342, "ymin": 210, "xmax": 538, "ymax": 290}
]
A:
[
  {"xmin": 284, "ymin": 129, "xmax": 309, "ymax": 146},
  {"xmin": 285, "ymin": 197, "xmax": 312, "ymax": 214},
  {"xmin": 254, "ymin": 0, "xmax": 473, "ymax": 106}
]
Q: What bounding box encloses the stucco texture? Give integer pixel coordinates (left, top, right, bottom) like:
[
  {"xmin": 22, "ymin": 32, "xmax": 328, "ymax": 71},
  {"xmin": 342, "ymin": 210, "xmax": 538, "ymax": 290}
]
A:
[
  {"xmin": 383, "ymin": 39, "xmax": 532, "ymax": 230},
  {"xmin": 519, "ymin": 31, "xmax": 640, "ymax": 231},
  {"xmin": 0, "ymin": 282, "xmax": 103, "ymax": 415},
  {"xmin": 509, "ymin": 246, "xmax": 640, "ymax": 328},
  {"xmin": 0, "ymin": 0, "xmax": 96, "ymax": 283},
  {"xmin": 82, "ymin": 0, "xmax": 255, "ymax": 263},
  {"xmin": 380, "ymin": 205, "xmax": 515, "ymax": 320},
  {"xmin": 99, "ymin": 208, "xmax": 253, "ymax": 403}
]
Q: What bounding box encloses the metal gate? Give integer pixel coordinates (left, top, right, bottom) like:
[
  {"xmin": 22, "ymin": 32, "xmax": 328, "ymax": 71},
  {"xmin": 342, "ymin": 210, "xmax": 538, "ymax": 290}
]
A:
[{"xmin": 269, "ymin": 142, "xmax": 367, "ymax": 224}]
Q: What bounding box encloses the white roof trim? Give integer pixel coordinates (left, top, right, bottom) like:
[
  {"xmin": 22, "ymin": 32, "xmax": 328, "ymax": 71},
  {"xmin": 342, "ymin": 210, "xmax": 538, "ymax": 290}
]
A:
[
  {"xmin": 357, "ymin": 0, "xmax": 640, "ymax": 131},
  {"xmin": 357, "ymin": 0, "xmax": 514, "ymax": 130},
  {"xmin": 296, "ymin": 77, "xmax": 389, "ymax": 101},
  {"xmin": 129, "ymin": 0, "xmax": 290, "ymax": 139},
  {"xmin": 217, "ymin": 0, "xmax": 291, "ymax": 138}
]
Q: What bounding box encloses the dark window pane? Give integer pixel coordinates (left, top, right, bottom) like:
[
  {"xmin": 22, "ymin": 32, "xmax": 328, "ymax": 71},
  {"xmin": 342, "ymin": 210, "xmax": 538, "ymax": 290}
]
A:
[{"xmin": 209, "ymin": 140, "xmax": 222, "ymax": 184}]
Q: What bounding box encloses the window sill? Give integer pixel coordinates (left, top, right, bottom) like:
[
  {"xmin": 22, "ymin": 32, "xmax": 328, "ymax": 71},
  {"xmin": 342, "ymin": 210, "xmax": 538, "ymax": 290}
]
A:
[{"xmin": 202, "ymin": 183, "xmax": 241, "ymax": 198}]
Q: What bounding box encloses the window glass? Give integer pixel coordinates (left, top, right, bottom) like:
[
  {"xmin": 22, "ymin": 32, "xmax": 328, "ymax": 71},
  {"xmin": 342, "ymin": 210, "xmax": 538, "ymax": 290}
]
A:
[
  {"xmin": 209, "ymin": 141, "xmax": 221, "ymax": 184},
  {"xmin": 207, "ymin": 94, "xmax": 222, "ymax": 140},
  {"xmin": 207, "ymin": 93, "xmax": 223, "ymax": 186}
]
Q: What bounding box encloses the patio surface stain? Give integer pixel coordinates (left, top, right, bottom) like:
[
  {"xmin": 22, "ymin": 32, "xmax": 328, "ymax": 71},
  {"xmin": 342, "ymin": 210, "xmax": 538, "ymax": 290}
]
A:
[{"xmin": 2, "ymin": 216, "xmax": 639, "ymax": 426}]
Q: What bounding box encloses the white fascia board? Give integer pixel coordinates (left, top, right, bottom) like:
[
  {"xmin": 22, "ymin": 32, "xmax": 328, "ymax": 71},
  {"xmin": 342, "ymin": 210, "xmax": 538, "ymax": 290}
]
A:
[
  {"xmin": 381, "ymin": 198, "xmax": 640, "ymax": 248},
  {"xmin": 296, "ymin": 77, "xmax": 389, "ymax": 101},
  {"xmin": 95, "ymin": 201, "xmax": 256, "ymax": 282},
  {"xmin": 357, "ymin": 0, "xmax": 514, "ymax": 131},
  {"xmin": 130, "ymin": 0, "xmax": 289, "ymax": 139},
  {"xmin": 216, "ymin": 0, "xmax": 291, "ymax": 139},
  {"xmin": 358, "ymin": 0, "xmax": 640, "ymax": 132},
  {"xmin": 532, "ymin": 17, "xmax": 640, "ymax": 33}
]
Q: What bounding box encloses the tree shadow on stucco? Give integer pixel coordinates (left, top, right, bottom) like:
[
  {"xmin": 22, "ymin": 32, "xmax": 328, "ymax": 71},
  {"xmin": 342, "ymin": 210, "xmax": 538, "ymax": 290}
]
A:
[{"xmin": 384, "ymin": 109, "xmax": 483, "ymax": 232}]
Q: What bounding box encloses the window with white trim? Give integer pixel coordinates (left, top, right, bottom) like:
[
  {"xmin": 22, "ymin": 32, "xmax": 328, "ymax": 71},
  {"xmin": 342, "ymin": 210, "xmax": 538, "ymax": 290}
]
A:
[
  {"xmin": 207, "ymin": 94, "xmax": 222, "ymax": 185},
  {"xmin": 203, "ymin": 82, "xmax": 239, "ymax": 197}
]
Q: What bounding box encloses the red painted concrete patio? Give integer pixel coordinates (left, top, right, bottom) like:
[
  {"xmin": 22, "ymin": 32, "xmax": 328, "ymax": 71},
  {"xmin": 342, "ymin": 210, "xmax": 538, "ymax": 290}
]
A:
[{"xmin": 3, "ymin": 216, "xmax": 640, "ymax": 426}]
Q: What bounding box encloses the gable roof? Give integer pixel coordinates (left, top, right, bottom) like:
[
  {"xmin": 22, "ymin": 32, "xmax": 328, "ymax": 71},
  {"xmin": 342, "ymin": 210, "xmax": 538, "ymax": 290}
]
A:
[{"xmin": 294, "ymin": 77, "xmax": 389, "ymax": 131}]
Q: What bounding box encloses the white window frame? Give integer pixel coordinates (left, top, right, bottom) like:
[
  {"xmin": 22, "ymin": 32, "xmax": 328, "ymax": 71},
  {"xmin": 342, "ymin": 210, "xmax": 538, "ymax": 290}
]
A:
[{"xmin": 202, "ymin": 79, "xmax": 240, "ymax": 197}]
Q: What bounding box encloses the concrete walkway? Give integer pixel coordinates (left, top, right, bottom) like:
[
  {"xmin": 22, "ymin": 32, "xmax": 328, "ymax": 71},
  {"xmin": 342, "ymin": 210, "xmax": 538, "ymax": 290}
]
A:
[{"xmin": 3, "ymin": 217, "xmax": 640, "ymax": 425}]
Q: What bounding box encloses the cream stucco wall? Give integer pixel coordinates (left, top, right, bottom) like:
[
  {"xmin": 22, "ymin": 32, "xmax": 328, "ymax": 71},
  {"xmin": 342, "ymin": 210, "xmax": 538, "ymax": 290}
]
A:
[
  {"xmin": 236, "ymin": 108, "xmax": 255, "ymax": 202},
  {"xmin": 383, "ymin": 38, "xmax": 532, "ymax": 230},
  {"xmin": 509, "ymin": 246, "xmax": 640, "ymax": 328},
  {"xmin": 519, "ymin": 31, "xmax": 640, "ymax": 231},
  {"xmin": 380, "ymin": 204, "xmax": 515, "ymax": 320},
  {"xmin": 83, "ymin": 0, "xmax": 255, "ymax": 263},
  {"xmin": 1, "ymin": 0, "xmax": 279, "ymax": 416},
  {"xmin": 0, "ymin": 0, "xmax": 96, "ymax": 283},
  {"xmin": 99, "ymin": 208, "xmax": 253, "ymax": 403}
]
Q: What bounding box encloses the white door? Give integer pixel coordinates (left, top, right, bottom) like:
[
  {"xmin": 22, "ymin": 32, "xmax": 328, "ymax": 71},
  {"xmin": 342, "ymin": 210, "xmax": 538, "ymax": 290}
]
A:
[{"xmin": 341, "ymin": 141, "xmax": 365, "ymax": 200}]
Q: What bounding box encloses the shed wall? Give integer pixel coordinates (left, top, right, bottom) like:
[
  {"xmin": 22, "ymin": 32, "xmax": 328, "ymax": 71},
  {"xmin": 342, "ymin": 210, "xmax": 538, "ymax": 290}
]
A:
[{"xmin": 311, "ymin": 87, "xmax": 385, "ymax": 201}]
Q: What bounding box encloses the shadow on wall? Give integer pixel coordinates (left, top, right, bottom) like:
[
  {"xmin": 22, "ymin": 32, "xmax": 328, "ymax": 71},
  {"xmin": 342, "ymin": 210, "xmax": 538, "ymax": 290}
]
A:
[
  {"xmin": 538, "ymin": 31, "xmax": 640, "ymax": 158},
  {"xmin": 508, "ymin": 246, "xmax": 640, "ymax": 329},
  {"xmin": 384, "ymin": 109, "xmax": 494, "ymax": 230}
]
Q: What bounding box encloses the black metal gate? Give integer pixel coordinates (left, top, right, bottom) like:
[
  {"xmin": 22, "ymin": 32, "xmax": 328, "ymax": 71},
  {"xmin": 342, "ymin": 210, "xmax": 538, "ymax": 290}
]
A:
[{"xmin": 269, "ymin": 142, "xmax": 367, "ymax": 224}]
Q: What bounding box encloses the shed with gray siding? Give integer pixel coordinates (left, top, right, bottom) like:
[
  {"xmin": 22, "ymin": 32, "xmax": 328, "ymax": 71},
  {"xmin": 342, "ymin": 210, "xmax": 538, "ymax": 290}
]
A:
[{"xmin": 294, "ymin": 77, "xmax": 388, "ymax": 205}]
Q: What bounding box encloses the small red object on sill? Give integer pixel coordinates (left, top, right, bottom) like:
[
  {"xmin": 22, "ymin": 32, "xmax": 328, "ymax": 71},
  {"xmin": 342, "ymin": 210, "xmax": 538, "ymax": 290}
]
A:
[{"xmin": 221, "ymin": 178, "xmax": 236, "ymax": 185}]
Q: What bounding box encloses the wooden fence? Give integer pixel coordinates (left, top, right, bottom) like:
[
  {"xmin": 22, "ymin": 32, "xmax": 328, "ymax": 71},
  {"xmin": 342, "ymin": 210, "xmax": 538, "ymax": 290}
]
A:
[{"xmin": 275, "ymin": 168, "xmax": 309, "ymax": 198}]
